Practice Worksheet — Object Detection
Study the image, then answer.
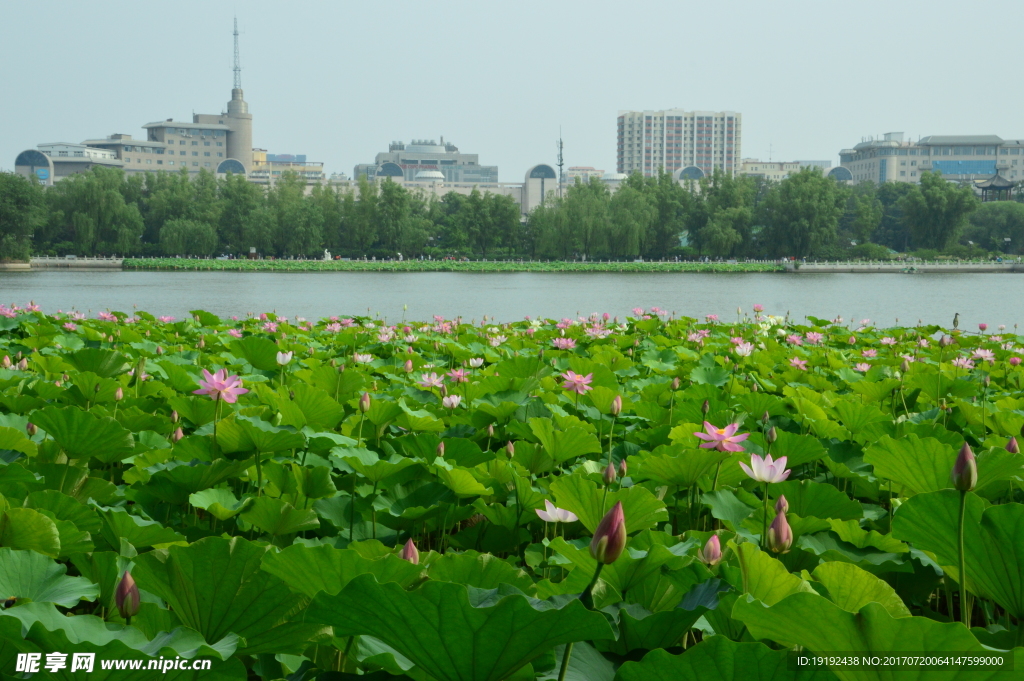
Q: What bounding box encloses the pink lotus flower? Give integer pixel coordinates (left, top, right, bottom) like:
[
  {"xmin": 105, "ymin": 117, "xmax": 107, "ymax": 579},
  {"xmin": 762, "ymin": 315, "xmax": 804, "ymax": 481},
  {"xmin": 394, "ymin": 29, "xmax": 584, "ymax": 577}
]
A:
[
  {"xmin": 1010, "ymin": 357, "xmax": 1022, "ymax": 367},
  {"xmin": 978, "ymin": 323, "xmax": 988, "ymax": 331},
  {"xmin": 855, "ymin": 362, "xmax": 871, "ymax": 372},
  {"xmin": 918, "ymin": 338, "xmax": 930, "ymax": 348},
  {"xmin": 536, "ymin": 499, "xmax": 578, "ymax": 523},
  {"xmin": 158, "ymin": 316, "xmax": 176, "ymax": 323},
  {"xmin": 880, "ymin": 337, "xmax": 897, "ymax": 346},
  {"xmin": 552, "ymin": 337, "xmax": 577, "ymax": 350},
  {"xmin": 560, "ymin": 370, "xmax": 593, "ymax": 395},
  {"xmin": 698, "ymin": 534, "xmax": 722, "ymax": 566},
  {"xmin": 263, "ymin": 322, "xmax": 278, "ymax": 332},
  {"xmin": 739, "ymin": 453, "xmax": 791, "ymax": 483},
  {"xmin": 951, "ymin": 357, "xmax": 975, "ymax": 369},
  {"xmin": 804, "ymin": 332, "xmax": 823, "ymax": 345},
  {"xmin": 767, "ymin": 509, "xmax": 793, "ymax": 553},
  {"xmin": 861, "ymin": 349, "xmax": 877, "ymax": 358},
  {"xmin": 632, "ymin": 307, "xmax": 644, "ymax": 316},
  {"xmin": 951, "ymin": 443, "xmax": 977, "ymax": 491},
  {"xmin": 786, "ymin": 334, "xmax": 803, "ymax": 346},
  {"xmin": 325, "ymin": 323, "xmax": 342, "ymax": 333},
  {"xmin": 418, "ymin": 372, "xmax": 445, "ymax": 389},
  {"xmin": 753, "ymin": 304, "xmax": 764, "ymax": 313},
  {"xmin": 442, "ymin": 394, "xmax": 461, "ymax": 409},
  {"xmin": 115, "ymin": 571, "xmax": 140, "ymax": 620},
  {"xmin": 62, "ymin": 322, "xmax": 77, "ymax": 331},
  {"xmin": 353, "ymin": 353, "xmax": 373, "ymax": 364},
  {"xmin": 446, "ymin": 368, "xmax": 469, "ymax": 383},
  {"xmin": 705, "ymin": 314, "xmax": 719, "ymax": 322},
  {"xmin": 694, "ymin": 421, "xmax": 749, "ymax": 452},
  {"xmin": 228, "ymin": 328, "xmax": 243, "ymax": 338},
  {"xmin": 789, "ymin": 357, "xmax": 808, "ymax": 371},
  {"xmin": 734, "ymin": 342, "xmax": 755, "ymax": 358},
  {"xmin": 193, "ymin": 368, "xmax": 249, "ymax": 403},
  {"xmin": 98, "ymin": 311, "xmax": 117, "ymax": 322},
  {"xmin": 971, "ymin": 348, "xmax": 995, "ymax": 364}
]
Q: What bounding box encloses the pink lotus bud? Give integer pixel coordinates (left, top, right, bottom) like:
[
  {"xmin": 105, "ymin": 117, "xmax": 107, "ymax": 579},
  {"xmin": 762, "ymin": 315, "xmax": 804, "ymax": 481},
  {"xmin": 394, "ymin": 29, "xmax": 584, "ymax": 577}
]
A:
[
  {"xmin": 1010, "ymin": 357, "xmax": 1022, "ymax": 367},
  {"xmin": 359, "ymin": 392, "xmax": 371, "ymax": 413},
  {"xmin": 1007, "ymin": 437, "xmax": 1020, "ymax": 454},
  {"xmin": 701, "ymin": 400, "xmax": 710, "ymax": 415},
  {"xmin": 940, "ymin": 335, "xmax": 954, "ymax": 347},
  {"xmin": 26, "ymin": 422, "xmax": 37, "ymax": 437},
  {"xmin": 199, "ymin": 338, "xmax": 205, "ymax": 349},
  {"xmin": 590, "ymin": 501, "xmax": 626, "ymax": 564},
  {"xmin": 115, "ymin": 571, "xmax": 140, "ymax": 619},
  {"xmin": 114, "ymin": 387, "xmax": 124, "ymax": 401},
  {"xmin": 400, "ymin": 538, "xmax": 420, "ymax": 565},
  {"xmin": 506, "ymin": 441, "xmax": 515, "ymax": 459},
  {"xmin": 404, "ymin": 359, "xmax": 414, "ymax": 373},
  {"xmin": 698, "ymin": 534, "xmax": 722, "ymax": 566},
  {"xmin": 762, "ymin": 411, "xmax": 770, "ymax": 425},
  {"xmin": 171, "ymin": 427, "xmax": 184, "ymax": 443},
  {"xmin": 618, "ymin": 459, "xmax": 628, "ymax": 477},
  {"xmin": 156, "ymin": 346, "xmax": 163, "ymax": 355},
  {"xmin": 900, "ymin": 358, "xmax": 910, "ymax": 373},
  {"xmin": 19, "ymin": 359, "xmax": 28, "ymax": 371},
  {"xmin": 775, "ymin": 494, "xmax": 789, "ymax": 514},
  {"xmin": 603, "ymin": 462, "xmax": 617, "ymax": 485},
  {"xmin": 951, "ymin": 443, "xmax": 977, "ymax": 491},
  {"xmin": 170, "ymin": 410, "xmax": 179, "ymax": 423},
  {"xmin": 671, "ymin": 376, "xmax": 681, "ymax": 391},
  {"xmin": 436, "ymin": 441, "xmax": 445, "ymax": 458},
  {"xmin": 848, "ymin": 336, "xmax": 856, "ymax": 345},
  {"xmin": 767, "ymin": 510, "xmax": 793, "ymax": 553},
  {"xmin": 766, "ymin": 426, "xmax": 778, "ymax": 444},
  {"xmin": 1, "ymin": 356, "xmax": 9, "ymax": 369},
  {"xmin": 610, "ymin": 395, "xmax": 622, "ymax": 417},
  {"xmin": 979, "ymin": 323, "xmax": 988, "ymax": 331},
  {"xmin": 487, "ymin": 423, "xmax": 495, "ymax": 437}
]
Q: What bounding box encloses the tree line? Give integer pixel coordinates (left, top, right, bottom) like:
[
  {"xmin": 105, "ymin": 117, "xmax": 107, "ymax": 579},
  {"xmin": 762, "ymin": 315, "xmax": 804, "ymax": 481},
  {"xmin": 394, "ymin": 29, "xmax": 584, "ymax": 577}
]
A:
[{"xmin": 1, "ymin": 165, "xmax": 1022, "ymax": 262}]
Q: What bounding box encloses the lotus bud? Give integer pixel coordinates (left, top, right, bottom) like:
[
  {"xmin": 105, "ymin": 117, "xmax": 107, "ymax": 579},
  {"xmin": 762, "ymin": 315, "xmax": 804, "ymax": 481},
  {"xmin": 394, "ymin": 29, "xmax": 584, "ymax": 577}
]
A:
[
  {"xmin": 701, "ymin": 400, "xmax": 710, "ymax": 416},
  {"xmin": 115, "ymin": 571, "xmax": 140, "ymax": 620},
  {"xmin": 940, "ymin": 335, "xmax": 954, "ymax": 347},
  {"xmin": 487, "ymin": 423, "xmax": 495, "ymax": 438},
  {"xmin": 1006, "ymin": 436, "xmax": 1019, "ymax": 454},
  {"xmin": 979, "ymin": 323, "xmax": 988, "ymax": 331},
  {"xmin": 762, "ymin": 411, "xmax": 770, "ymax": 425},
  {"xmin": 671, "ymin": 376, "xmax": 681, "ymax": 391},
  {"xmin": 170, "ymin": 410, "xmax": 179, "ymax": 423},
  {"xmin": 603, "ymin": 462, "xmax": 617, "ymax": 486},
  {"xmin": 589, "ymin": 501, "xmax": 626, "ymax": 564},
  {"xmin": 951, "ymin": 443, "xmax": 977, "ymax": 491},
  {"xmin": 436, "ymin": 441, "xmax": 445, "ymax": 458},
  {"xmin": 774, "ymin": 494, "xmax": 789, "ymax": 514},
  {"xmin": 848, "ymin": 336, "xmax": 856, "ymax": 345},
  {"xmin": 1010, "ymin": 357, "xmax": 1022, "ymax": 367},
  {"xmin": 94, "ymin": 383, "xmax": 101, "ymax": 394},
  {"xmin": 400, "ymin": 538, "xmax": 420, "ymax": 565},
  {"xmin": 767, "ymin": 510, "xmax": 793, "ymax": 553},
  {"xmin": 1, "ymin": 356, "xmax": 9, "ymax": 369},
  {"xmin": 114, "ymin": 387, "xmax": 124, "ymax": 402},
  {"xmin": 698, "ymin": 534, "xmax": 722, "ymax": 566},
  {"xmin": 619, "ymin": 459, "xmax": 628, "ymax": 477},
  {"xmin": 26, "ymin": 422, "xmax": 37, "ymax": 437},
  {"xmin": 199, "ymin": 338, "xmax": 205, "ymax": 349},
  {"xmin": 171, "ymin": 427, "xmax": 184, "ymax": 443},
  {"xmin": 766, "ymin": 426, "xmax": 778, "ymax": 444},
  {"xmin": 506, "ymin": 441, "xmax": 515, "ymax": 458},
  {"xmin": 62, "ymin": 373, "xmax": 69, "ymax": 382},
  {"xmin": 610, "ymin": 395, "xmax": 622, "ymax": 417},
  {"xmin": 440, "ymin": 385, "xmax": 448, "ymax": 397},
  {"xmin": 900, "ymin": 358, "xmax": 910, "ymax": 373},
  {"xmin": 359, "ymin": 392, "xmax": 371, "ymax": 413},
  {"xmin": 338, "ymin": 363, "xmax": 346, "ymax": 373},
  {"xmin": 156, "ymin": 346, "xmax": 163, "ymax": 355},
  {"xmin": 404, "ymin": 359, "xmax": 414, "ymax": 373},
  {"xmin": 751, "ymin": 382, "xmax": 759, "ymax": 392},
  {"xmin": 983, "ymin": 375, "xmax": 991, "ymax": 388},
  {"xmin": 406, "ymin": 346, "xmax": 414, "ymax": 354}
]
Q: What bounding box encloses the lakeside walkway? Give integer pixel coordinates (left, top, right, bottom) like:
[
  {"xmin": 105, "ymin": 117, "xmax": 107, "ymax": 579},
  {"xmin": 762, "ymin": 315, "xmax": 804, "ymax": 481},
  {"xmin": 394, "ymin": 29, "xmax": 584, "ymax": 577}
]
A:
[{"xmin": 786, "ymin": 261, "xmax": 1024, "ymax": 273}]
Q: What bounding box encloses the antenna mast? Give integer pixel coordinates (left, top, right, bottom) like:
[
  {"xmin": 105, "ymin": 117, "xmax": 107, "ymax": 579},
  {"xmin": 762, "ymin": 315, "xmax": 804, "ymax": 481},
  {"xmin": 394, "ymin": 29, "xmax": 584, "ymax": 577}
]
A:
[
  {"xmin": 233, "ymin": 17, "xmax": 242, "ymax": 89},
  {"xmin": 556, "ymin": 129, "xmax": 564, "ymax": 198}
]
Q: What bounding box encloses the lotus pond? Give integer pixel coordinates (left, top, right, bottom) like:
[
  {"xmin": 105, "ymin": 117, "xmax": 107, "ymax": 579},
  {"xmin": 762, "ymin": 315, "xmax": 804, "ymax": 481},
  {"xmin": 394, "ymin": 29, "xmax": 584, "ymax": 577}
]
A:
[{"xmin": 1, "ymin": 304, "xmax": 1023, "ymax": 680}]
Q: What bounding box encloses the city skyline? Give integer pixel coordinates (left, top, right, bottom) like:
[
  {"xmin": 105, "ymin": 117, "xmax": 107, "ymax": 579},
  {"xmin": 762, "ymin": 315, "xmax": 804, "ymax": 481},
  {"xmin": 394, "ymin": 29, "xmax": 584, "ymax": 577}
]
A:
[{"xmin": 2, "ymin": 0, "xmax": 1022, "ymax": 180}]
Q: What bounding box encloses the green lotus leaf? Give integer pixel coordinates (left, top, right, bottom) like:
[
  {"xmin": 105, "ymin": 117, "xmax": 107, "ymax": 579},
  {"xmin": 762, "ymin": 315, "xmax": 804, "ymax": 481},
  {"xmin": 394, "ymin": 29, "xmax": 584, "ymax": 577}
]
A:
[
  {"xmin": 529, "ymin": 417, "xmax": 602, "ymax": 464},
  {"xmin": 286, "ymin": 383, "xmax": 344, "ymax": 429},
  {"xmin": 261, "ymin": 543, "xmax": 424, "ymax": 598},
  {"xmin": 138, "ymin": 459, "xmax": 252, "ymax": 505},
  {"xmin": 544, "ymin": 641, "xmax": 615, "ymax": 681},
  {"xmin": 30, "ymin": 406, "xmax": 135, "ymax": 464},
  {"xmin": 634, "ymin": 445, "xmax": 730, "ymax": 487},
  {"xmin": 239, "ymin": 496, "xmax": 319, "ymax": 536},
  {"xmin": 133, "ymin": 536, "xmax": 329, "ymax": 656},
  {"xmin": 188, "ymin": 488, "xmax": 253, "ymax": 521},
  {"xmin": 230, "ymin": 336, "xmax": 282, "ymax": 371},
  {"xmin": 215, "ymin": 414, "xmax": 305, "ymax": 454},
  {"xmin": 0, "ymin": 507, "xmax": 60, "ymax": 557},
  {"xmin": 767, "ymin": 480, "xmax": 862, "ymax": 521},
  {"xmin": 336, "ymin": 447, "xmax": 419, "ymax": 485},
  {"xmin": 615, "ymin": 636, "xmax": 835, "ymax": 681},
  {"xmin": 550, "ymin": 475, "xmax": 667, "ymax": 534},
  {"xmin": 811, "ymin": 561, "xmax": 910, "ymax": 618},
  {"xmin": 64, "ymin": 348, "xmax": 131, "ymax": 378},
  {"xmin": 0, "ymin": 548, "xmax": 98, "ymax": 607},
  {"xmin": 438, "ymin": 467, "xmax": 493, "ymax": 497},
  {"xmin": 428, "ymin": 550, "xmax": 536, "ymax": 594},
  {"xmin": 0, "ymin": 425, "xmax": 37, "ymax": 457},
  {"xmin": 0, "ymin": 602, "xmax": 244, "ymax": 681},
  {"xmin": 306, "ymin": 575, "xmax": 614, "ymax": 681},
  {"xmin": 735, "ymin": 542, "xmax": 816, "ymax": 606},
  {"xmin": 733, "ymin": 592, "xmax": 1019, "ymax": 681},
  {"xmin": 167, "ymin": 395, "xmax": 218, "ymax": 427},
  {"xmin": 25, "ymin": 489, "xmax": 102, "ymax": 533},
  {"xmin": 690, "ymin": 366, "xmax": 731, "ymax": 387},
  {"xmin": 97, "ymin": 507, "xmax": 186, "ymax": 549},
  {"xmin": 892, "ymin": 491, "xmax": 1024, "ymax": 618}
]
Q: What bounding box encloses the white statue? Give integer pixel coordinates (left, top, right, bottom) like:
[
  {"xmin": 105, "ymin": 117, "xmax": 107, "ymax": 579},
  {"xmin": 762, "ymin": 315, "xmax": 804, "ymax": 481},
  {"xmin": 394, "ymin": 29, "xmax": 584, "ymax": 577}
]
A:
[{"xmin": 323, "ymin": 249, "xmax": 331, "ymax": 261}]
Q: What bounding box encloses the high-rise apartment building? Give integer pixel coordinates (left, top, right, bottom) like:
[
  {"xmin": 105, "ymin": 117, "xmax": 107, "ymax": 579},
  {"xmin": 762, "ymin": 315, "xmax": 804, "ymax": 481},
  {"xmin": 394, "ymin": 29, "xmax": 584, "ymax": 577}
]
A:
[{"xmin": 617, "ymin": 110, "xmax": 741, "ymax": 177}]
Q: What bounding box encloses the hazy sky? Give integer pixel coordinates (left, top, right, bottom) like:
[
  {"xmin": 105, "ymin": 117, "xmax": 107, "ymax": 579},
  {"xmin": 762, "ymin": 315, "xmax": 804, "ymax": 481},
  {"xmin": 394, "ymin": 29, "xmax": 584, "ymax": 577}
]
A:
[{"xmin": 2, "ymin": 0, "xmax": 1020, "ymax": 180}]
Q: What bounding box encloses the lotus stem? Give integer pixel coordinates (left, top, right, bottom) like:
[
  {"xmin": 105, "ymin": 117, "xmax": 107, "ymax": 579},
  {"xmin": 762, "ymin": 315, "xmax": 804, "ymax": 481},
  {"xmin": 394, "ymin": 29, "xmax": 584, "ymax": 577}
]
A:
[
  {"xmin": 958, "ymin": 489, "xmax": 969, "ymax": 626},
  {"xmin": 557, "ymin": 642, "xmax": 574, "ymax": 681},
  {"xmin": 761, "ymin": 482, "xmax": 769, "ymax": 549},
  {"xmin": 580, "ymin": 562, "xmax": 605, "ymax": 610}
]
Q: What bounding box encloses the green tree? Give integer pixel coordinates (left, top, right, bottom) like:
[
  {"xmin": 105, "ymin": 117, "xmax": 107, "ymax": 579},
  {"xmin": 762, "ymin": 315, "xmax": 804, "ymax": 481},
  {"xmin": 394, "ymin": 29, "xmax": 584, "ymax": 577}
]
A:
[
  {"xmin": 349, "ymin": 178, "xmax": 378, "ymax": 255},
  {"xmin": 899, "ymin": 171, "xmax": 977, "ymax": 250},
  {"xmin": 563, "ymin": 178, "xmax": 609, "ymax": 259},
  {"xmin": 490, "ymin": 193, "xmax": 522, "ymax": 256},
  {"xmin": 687, "ymin": 170, "xmax": 754, "ymax": 258},
  {"xmin": 43, "ymin": 167, "xmax": 144, "ymax": 255},
  {"xmin": 642, "ymin": 170, "xmax": 690, "ymax": 258},
  {"xmin": 964, "ymin": 201, "xmax": 1024, "ymax": 253},
  {"xmin": 607, "ymin": 184, "xmax": 654, "ymax": 257},
  {"xmin": 849, "ymin": 187, "xmax": 883, "ymax": 246},
  {"xmin": 269, "ymin": 172, "xmax": 323, "ymax": 257},
  {"xmin": 0, "ymin": 172, "xmax": 46, "ymax": 260},
  {"xmin": 376, "ymin": 179, "xmax": 410, "ymax": 253},
  {"xmin": 759, "ymin": 168, "xmax": 849, "ymax": 257},
  {"xmin": 219, "ymin": 171, "xmax": 265, "ymax": 254},
  {"xmin": 159, "ymin": 219, "xmax": 219, "ymax": 256},
  {"xmin": 871, "ymin": 182, "xmax": 916, "ymax": 251},
  {"xmin": 240, "ymin": 205, "xmax": 276, "ymax": 256}
]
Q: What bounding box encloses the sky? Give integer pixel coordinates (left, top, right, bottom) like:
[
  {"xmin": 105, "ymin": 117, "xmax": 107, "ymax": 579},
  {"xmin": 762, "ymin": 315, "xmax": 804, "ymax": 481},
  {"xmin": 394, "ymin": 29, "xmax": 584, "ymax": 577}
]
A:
[{"xmin": 2, "ymin": 0, "xmax": 1021, "ymax": 180}]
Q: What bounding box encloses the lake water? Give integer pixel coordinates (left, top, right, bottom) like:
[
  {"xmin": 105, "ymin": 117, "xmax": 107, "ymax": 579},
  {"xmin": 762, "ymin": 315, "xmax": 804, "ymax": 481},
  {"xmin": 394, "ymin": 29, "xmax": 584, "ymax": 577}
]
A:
[{"xmin": 1, "ymin": 270, "xmax": 1022, "ymax": 329}]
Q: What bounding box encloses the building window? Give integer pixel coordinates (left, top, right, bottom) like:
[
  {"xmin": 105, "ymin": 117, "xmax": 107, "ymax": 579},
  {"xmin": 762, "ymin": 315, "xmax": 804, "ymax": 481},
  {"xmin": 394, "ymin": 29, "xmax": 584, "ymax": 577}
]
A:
[
  {"xmin": 204, "ymin": 152, "xmax": 210, "ymax": 156},
  {"xmin": 204, "ymin": 162, "xmax": 211, "ymax": 167},
  {"xmin": 900, "ymin": 171, "xmax": 906, "ymax": 176},
  {"xmin": 180, "ymin": 151, "xmax": 186, "ymax": 155},
  {"xmin": 168, "ymin": 161, "xmax": 174, "ymax": 166},
  {"xmin": 192, "ymin": 152, "xmax": 198, "ymax": 156},
  {"xmin": 217, "ymin": 152, "xmax": 223, "ymax": 157},
  {"xmin": 204, "ymin": 142, "xmax": 210, "ymax": 146},
  {"xmin": 217, "ymin": 142, "xmax": 223, "ymax": 147},
  {"xmin": 911, "ymin": 172, "xmax": 916, "ymax": 177},
  {"xmin": 192, "ymin": 141, "xmax": 198, "ymax": 146},
  {"xmin": 157, "ymin": 160, "xmax": 163, "ymax": 165},
  {"xmin": 192, "ymin": 162, "xmax": 198, "ymax": 167}
]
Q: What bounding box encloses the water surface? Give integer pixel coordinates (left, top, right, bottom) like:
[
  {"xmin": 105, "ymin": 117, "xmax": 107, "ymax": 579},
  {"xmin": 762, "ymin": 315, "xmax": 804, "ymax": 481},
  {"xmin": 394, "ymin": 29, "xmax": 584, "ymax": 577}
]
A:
[{"xmin": 1, "ymin": 270, "xmax": 1021, "ymax": 329}]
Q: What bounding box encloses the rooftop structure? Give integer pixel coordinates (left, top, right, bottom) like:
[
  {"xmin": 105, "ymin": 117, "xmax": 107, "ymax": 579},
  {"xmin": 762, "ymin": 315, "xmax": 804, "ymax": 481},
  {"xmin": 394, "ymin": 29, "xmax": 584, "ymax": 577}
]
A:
[
  {"xmin": 355, "ymin": 138, "xmax": 498, "ymax": 184},
  {"xmin": 839, "ymin": 132, "xmax": 1024, "ymax": 184}
]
